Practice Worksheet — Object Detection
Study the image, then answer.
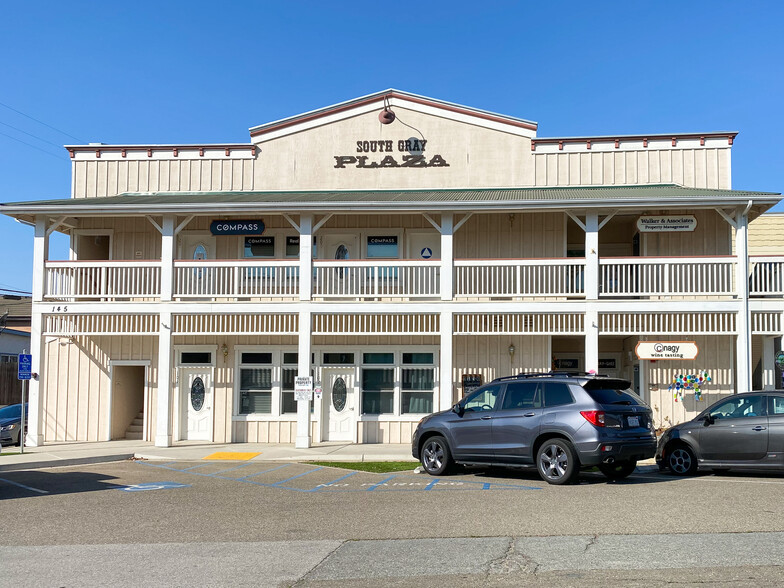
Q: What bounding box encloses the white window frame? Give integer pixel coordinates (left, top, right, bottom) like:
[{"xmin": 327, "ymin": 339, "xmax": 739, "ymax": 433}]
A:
[{"xmin": 233, "ymin": 345, "xmax": 299, "ymax": 421}]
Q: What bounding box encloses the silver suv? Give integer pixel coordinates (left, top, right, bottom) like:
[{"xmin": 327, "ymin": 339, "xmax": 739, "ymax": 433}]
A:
[{"xmin": 412, "ymin": 372, "xmax": 657, "ymax": 485}]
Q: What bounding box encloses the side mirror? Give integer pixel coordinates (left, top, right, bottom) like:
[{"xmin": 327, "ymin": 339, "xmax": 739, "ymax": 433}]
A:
[
  {"xmin": 703, "ymin": 414, "xmax": 715, "ymax": 426},
  {"xmin": 452, "ymin": 403, "xmax": 464, "ymax": 416}
]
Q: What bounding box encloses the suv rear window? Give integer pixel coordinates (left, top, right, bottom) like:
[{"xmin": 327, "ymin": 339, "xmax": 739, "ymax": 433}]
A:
[{"xmin": 582, "ymin": 379, "xmax": 643, "ymax": 406}]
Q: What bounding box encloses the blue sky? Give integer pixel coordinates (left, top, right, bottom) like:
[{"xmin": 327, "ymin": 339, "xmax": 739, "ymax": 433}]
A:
[{"xmin": 1, "ymin": 1, "xmax": 782, "ymax": 293}]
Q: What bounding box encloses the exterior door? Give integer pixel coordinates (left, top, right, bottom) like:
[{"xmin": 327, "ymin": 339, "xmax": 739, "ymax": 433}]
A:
[
  {"xmin": 449, "ymin": 383, "xmax": 502, "ymax": 461},
  {"xmin": 319, "ymin": 234, "xmax": 360, "ymax": 296},
  {"xmin": 179, "ymin": 234, "xmax": 216, "ymax": 297},
  {"xmin": 699, "ymin": 394, "xmax": 768, "ymax": 461},
  {"xmin": 492, "ymin": 381, "xmax": 543, "ymax": 464},
  {"xmin": 180, "ymin": 368, "xmax": 213, "ymax": 441},
  {"xmin": 322, "ymin": 369, "xmax": 355, "ymax": 442}
]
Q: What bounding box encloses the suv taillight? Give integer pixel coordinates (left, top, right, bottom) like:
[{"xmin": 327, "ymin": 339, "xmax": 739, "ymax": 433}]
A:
[{"xmin": 580, "ymin": 410, "xmax": 606, "ymax": 427}]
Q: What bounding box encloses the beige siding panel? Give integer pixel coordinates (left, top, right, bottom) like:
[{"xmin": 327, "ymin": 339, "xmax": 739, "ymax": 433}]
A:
[
  {"xmin": 455, "ymin": 212, "xmax": 564, "ymax": 259},
  {"xmin": 453, "ymin": 335, "xmax": 550, "ymax": 403},
  {"xmin": 613, "ymin": 152, "xmax": 625, "ymax": 184},
  {"xmin": 243, "ymin": 159, "xmax": 254, "ymax": 190},
  {"xmin": 706, "ymin": 149, "xmax": 718, "ymax": 189},
  {"xmin": 644, "ymin": 210, "xmax": 731, "ymax": 256},
  {"xmin": 718, "ymin": 150, "xmax": 730, "ymax": 189},
  {"xmin": 603, "ymin": 152, "xmax": 614, "ymax": 185},
  {"xmin": 647, "ymin": 335, "xmax": 734, "ymax": 428},
  {"xmin": 73, "ymin": 161, "xmax": 87, "ymax": 198},
  {"xmin": 568, "ymin": 153, "xmax": 580, "ymax": 184},
  {"xmin": 546, "ymin": 153, "xmax": 558, "ymax": 186},
  {"xmin": 222, "ymin": 160, "xmax": 232, "ymax": 191},
  {"xmin": 579, "ymin": 153, "xmax": 591, "ymax": 184},
  {"xmin": 748, "ymin": 214, "xmax": 784, "ymax": 255},
  {"xmin": 648, "ymin": 151, "xmax": 661, "ymax": 183},
  {"xmin": 660, "ymin": 150, "xmax": 672, "ymax": 184}
]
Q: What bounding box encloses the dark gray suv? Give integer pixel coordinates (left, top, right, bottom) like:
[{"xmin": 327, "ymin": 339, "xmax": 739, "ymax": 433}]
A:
[{"xmin": 412, "ymin": 372, "xmax": 657, "ymax": 485}]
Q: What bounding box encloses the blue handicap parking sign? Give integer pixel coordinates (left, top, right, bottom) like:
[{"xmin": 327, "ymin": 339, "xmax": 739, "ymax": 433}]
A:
[
  {"xmin": 18, "ymin": 354, "xmax": 32, "ymax": 380},
  {"xmin": 117, "ymin": 481, "xmax": 191, "ymax": 492}
]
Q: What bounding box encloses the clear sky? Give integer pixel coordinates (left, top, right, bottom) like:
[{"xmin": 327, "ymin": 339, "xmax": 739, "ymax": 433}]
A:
[{"xmin": 1, "ymin": 1, "xmax": 782, "ymax": 293}]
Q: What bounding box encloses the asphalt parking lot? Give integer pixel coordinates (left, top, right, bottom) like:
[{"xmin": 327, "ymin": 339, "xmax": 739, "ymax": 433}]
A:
[{"xmin": 3, "ymin": 459, "xmax": 784, "ymax": 545}]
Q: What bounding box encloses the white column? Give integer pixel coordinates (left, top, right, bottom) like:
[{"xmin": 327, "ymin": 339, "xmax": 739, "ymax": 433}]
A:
[
  {"xmin": 735, "ymin": 210, "xmax": 752, "ymax": 393},
  {"xmin": 440, "ymin": 213, "xmax": 453, "ymax": 301},
  {"xmin": 299, "ymin": 215, "xmax": 313, "ymax": 302},
  {"xmin": 26, "ymin": 216, "xmax": 48, "ymax": 446},
  {"xmin": 296, "ymin": 308, "xmax": 312, "ymax": 448},
  {"xmin": 160, "ymin": 216, "xmax": 175, "ymax": 302},
  {"xmin": 584, "ymin": 213, "xmax": 599, "ymax": 301},
  {"xmin": 584, "ymin": 308, "xmax": 599, "ymax": 373},
  {"xmin": 439, "ymin": 309, "xmax": 454, "ymax": 410},
  {"xmin": 762, "ymin": 336, "xmax": 775, "ymax": 390},
  {"xmin": 156, "ymin": 309, "xmax": 173, "ymax": 447}
]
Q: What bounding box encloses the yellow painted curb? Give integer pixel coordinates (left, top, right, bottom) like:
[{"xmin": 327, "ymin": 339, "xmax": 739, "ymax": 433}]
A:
[{"xmin": 203, "ymin": 452, "xmax": 261, "ymax": 461}]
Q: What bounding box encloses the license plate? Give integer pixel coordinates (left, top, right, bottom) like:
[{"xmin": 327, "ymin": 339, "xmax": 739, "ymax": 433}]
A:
[{"xmin": 627, "ymin": 416, "xmax": 640, "ymax": 427}]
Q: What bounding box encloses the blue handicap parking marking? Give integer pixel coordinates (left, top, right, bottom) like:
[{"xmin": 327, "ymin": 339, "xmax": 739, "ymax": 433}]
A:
[
  {"xmin": 134, "ymin": 462, "xmax": 541, "ymax": 492},
  {"xmin": 117, "ymin": 481, "xmax": 191, "ymax": 492}
]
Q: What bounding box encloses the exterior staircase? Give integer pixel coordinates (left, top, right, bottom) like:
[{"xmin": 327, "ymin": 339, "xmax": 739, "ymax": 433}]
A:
[{"xmin": 125, "ymin": 412, "xmax": 144, "ymax": 440}]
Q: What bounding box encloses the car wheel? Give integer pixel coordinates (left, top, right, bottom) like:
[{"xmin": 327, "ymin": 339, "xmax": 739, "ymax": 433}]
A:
[
  {"xmin": 598, "ymin": 460, "xmax": 637, "ymax": 481},
  {"xmin": 420, "ymin": 435, "xmax": 452, "ymax": 476},
  {"xmin": 667, "ymin": 445, "xmax": 697, "ymax": 476},
  {"xmin": 536, "ymin": 439, "xmax": 580, "ymax": 485}
]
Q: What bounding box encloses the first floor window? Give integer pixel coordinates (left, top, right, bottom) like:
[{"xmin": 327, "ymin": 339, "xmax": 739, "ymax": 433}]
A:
[
  {"xmin": 239, "ymin": 352, "xmax": 272, "ymax": 414},
  {"xmin": 362, "ymin": 368, "xmax": 394, "ymax": 415},
  {"xmin": 401, "ymin": 368, "xmax": 434, "ymax": 414}
]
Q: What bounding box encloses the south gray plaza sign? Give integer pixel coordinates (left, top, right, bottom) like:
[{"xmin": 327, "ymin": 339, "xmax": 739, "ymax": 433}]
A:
[
  {"xmin": 635, "ymin": 341, "xmax": 699, "ymax": 360},
  {"xmin": 334, "ymin": 138, "xmax": 449, "ymax": 169}
]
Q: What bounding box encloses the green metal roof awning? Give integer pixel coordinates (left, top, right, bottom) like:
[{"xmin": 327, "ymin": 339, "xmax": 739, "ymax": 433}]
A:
[{"xmin": 1, "ymin": 185, "xmax": 780, "ymax": 220}]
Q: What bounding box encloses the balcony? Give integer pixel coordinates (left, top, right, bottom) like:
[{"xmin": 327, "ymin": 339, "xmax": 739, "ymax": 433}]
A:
[{"xmin": 41, "ymin": 255, "xmax": 784, "ymax": 303}]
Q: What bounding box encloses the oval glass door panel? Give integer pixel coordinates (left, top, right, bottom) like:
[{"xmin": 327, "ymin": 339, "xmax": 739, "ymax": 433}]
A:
[
  {"xmin": 332, "ymin": 377, "xmax": 347, "ymax": 412},
  {"xmin": 194, "ymin": 244, "xmax": 207, "ymax": 261},
  {"xmin": 191, "ymin": 377, "xmax": 205, "ymax": 411},
  {"xmin": 335, "ymin": 244, "xmax": 349, "ymax": 260}
]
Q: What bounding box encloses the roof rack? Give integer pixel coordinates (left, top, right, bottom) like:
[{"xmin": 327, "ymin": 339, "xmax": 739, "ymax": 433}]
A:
[{"xmin": 490, "ymin": 371, "xmax": 611, "ymax": 383}]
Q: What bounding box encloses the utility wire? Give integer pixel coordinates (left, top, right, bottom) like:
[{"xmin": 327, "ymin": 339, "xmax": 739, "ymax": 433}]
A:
[
  {"xmin": 0, "ymin": 119, "xmax": 66, "ymax": 149},
  {"xmin": 0, "ymin": 287, "xmax": 32, "ymax": 295},
  {"xmin": 0, "ymin": 129, "xmax": 66, "ymax": 160},
  {"xmin": 0, "ymin": 100, "xmax": 86, "ymax": 143}
]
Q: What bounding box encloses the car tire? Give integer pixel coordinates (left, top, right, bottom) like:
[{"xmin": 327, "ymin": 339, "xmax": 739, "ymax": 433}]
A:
[
  {"xmin": 598, "ymin": 460, "xmax": 637, "ymax": 481},
  {"xmin": 667, "ymin": 445, "xmax": 697, "ymax": 476},
  {"xmin": 420, "ymin": 435, "xmax": 453, "ymax": 476},
  {"xmin": 15, "ymin": 431, "xmax": 23, "ymax": 447},
  {"xmin": 536, "ymin": 439, "xmax": 580, "ymax": 485}
]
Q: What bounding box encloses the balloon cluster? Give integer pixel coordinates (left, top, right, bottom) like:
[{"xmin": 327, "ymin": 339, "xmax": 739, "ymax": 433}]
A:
[{"xmin": 669, "ymin": 372, "xmax": 712, "ymax": 402}]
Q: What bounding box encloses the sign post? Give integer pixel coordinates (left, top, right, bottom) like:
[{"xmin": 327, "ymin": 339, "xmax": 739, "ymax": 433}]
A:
[{"xmin": 17, "ymin": 351, "xmax": 32, "ymax": 454}]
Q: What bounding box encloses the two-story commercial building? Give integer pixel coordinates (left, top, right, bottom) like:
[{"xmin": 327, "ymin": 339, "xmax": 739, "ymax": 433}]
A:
[{"xmin": 2, "ymin": 89, "xmax": 782, "ymax": 448}]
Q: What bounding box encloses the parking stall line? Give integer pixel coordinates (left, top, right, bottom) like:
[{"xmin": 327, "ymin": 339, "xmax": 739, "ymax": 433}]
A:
[
  {"xmin": 210, "ymin": 462, "xmax": 256, "ymax": 476},
  {"xmin": 0, "ymin": 476, "xmax": 49, "ymax": 494},
  {"xmin": 424, "ymin": 478, "xmax": 440, "ymax": 490},
  {"xmin": 367, "ymin": 475, "xmax": 397, "ymax": 491},
  {"xmin": 271, "ymin": 467, "xmax": 324, "ymax": 486},
  {"xmin": 315, "ymin": 471, "xmax": 358, "ymax": 489},
  {"xmin": 237, "ymin": 464, "xmax": 292, "ymax": 480}
]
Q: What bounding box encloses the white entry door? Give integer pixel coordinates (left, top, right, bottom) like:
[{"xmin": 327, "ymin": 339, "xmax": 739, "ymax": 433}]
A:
[
  {"xmin": 322, "ymin": 369, "xmax": 356, "ymax": 442},
  {"xmin": 180, "ymin": 368, "xmax": 213, "ymax": 441}
]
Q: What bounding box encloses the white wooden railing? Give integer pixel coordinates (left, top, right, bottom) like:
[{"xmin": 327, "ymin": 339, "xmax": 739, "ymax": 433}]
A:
[
  {"xmin": 599, "ymin": 256, "xmax": 736, "ymax": 297},
  {"xmin": 45, "ymin": 261, "xmax": 161, "ymax": 300},
  {"xmin": 454, "ymin": 258, "xmax": 585, "ymax": 298},
  {"xmin": 749, "ymin": 256, "xmax": 784, "ymax": 296},
  {"xmin": 174, "ymin": 260, "xmax": 300, "ymax": 299},
  {"xmin": 40, "ymin": 256, "xmax": 784, "ymax": 302},
  {"xmin": 313, "ymin": 260, "xmax": 440, "ymax": 298}
]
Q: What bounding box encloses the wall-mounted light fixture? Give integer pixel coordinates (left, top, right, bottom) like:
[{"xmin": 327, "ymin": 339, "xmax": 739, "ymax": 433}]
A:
[
  {"xmin": 221, "ymin": 343, "xmax": 229, "ymax": 363},
  {"xmin": 508, "ymin": 343, "xmax": 516, "ymax": 365}
]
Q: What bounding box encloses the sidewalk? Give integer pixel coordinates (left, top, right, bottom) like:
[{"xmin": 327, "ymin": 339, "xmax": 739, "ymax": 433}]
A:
[
  {"xmin": 0, "ymin": 440, "xmax": 417, "ymax": 472},
  {"xmin": 0, "ymin": 439, "xmax": 657, "ymax": 472}
]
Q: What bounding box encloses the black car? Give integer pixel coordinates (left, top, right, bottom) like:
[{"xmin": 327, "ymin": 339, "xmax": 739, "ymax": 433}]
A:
[
  {"xmin": 412, "ymin": 372, "xmax": 657, "ymax": 485},
  {"xmin": 657, "ymin": 391, "xmax": 784, "ymax": 475},
  {"xmin": 0, "ymin": 403, "xmax": 28, "ymax": 446}
]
